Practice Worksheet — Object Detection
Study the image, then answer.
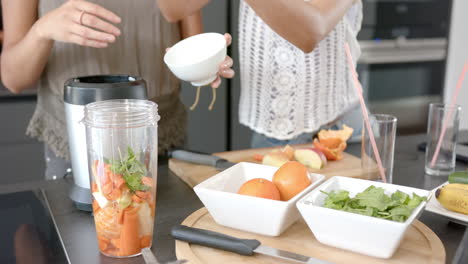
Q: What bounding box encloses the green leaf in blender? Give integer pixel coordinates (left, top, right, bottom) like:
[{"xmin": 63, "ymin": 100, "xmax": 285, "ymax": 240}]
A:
[{"xmin": 108, "ymin": 147, "xmax": 150, "ymax": 192}]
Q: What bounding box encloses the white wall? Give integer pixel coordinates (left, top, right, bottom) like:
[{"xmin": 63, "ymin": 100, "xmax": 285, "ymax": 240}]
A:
[{"xmin": 444, "ymin": 0, "xmax": 468, "ymax": 130}]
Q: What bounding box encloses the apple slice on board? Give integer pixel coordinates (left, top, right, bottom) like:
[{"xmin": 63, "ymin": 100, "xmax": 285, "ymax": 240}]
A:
[
  {"xmin": 262, "ymin": 152, "xmax": 290, "ymax": 167},
  {"xmin": 294, "ymin": 148, "xmax": 326, "ymax": 169}
]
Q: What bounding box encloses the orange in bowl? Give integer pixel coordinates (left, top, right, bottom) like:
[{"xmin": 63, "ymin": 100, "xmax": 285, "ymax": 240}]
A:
[
  {"xmin": 273, "ymin": 161, "xmax": 312, "ymax": 201},
  {"xmin": 238, "ymin": 178, "xmax": 281, "ymax": 200}
]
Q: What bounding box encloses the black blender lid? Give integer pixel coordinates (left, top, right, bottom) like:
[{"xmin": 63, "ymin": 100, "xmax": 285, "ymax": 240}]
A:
[{"xmin": 64, "ymin": 75, "xmax": 148, "ymax": 105}]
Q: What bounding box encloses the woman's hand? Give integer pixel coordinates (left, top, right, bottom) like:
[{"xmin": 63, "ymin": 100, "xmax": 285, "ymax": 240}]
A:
[
  {"xmin": 32, "ymin": 0, "xmax": 121, "ymax": 48},
  {"xmin": 211, "ymin": 33, "xmax": 235, "ymax": 88}
]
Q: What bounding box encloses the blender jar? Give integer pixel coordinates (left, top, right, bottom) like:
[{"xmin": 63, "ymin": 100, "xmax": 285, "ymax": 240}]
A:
[{"xmin": 83, "ymin": 99, "xmax": 159, "ymax": 257}]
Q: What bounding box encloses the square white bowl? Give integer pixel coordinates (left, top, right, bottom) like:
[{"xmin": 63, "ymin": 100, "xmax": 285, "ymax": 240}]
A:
[
  {"xmin": 194, "ymin": 162, "xmax": 325, "ymax": 236},
  {"xmin": 296, "ymin": 176, "xmax": 431, "ymax": 259}
]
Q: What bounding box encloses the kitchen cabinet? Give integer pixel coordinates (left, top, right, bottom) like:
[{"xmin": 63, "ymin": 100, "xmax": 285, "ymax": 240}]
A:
[{"xmin": 0, "ymin": 97, "xmax": 45, "ymax": 184}]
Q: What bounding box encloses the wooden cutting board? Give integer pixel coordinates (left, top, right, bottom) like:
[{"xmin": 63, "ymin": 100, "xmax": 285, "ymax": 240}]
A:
[
  {"xmin": 169, "ymin": 144, "xmax": 378, "ymax": 188},
  {"xmin": 175, "ymin": 208, "xmax": 445, "ymax": 264}
]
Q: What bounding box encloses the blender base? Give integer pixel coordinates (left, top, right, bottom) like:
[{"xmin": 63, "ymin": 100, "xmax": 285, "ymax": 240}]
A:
[{"xmin": 69, "ymin": 184, "xmax": 92, "ymax": 212}]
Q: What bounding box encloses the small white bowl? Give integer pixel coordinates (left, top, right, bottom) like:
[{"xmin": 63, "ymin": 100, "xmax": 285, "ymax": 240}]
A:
[
  {"xmin": 296, "ymin": 176, "xmax": 430, "ymax": 259},
  {"xmin": 194, "ymin": 162, "xmax": 325, "ymax": 236},
  {"xmin": 164, "ymin": 33, "xmax": 226, "ymax": 86}
]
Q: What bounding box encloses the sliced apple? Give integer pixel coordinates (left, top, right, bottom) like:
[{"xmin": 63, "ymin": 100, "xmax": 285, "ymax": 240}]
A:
[
  {"xmin": 294, "ymin": 149, "xmax": 323, "ymax": 169},
  {"xmin": 262, "ymin": 152, "xmax": 290, "ymax": 167},
  {"xmin": 310, "ymin": 148, "xmax": 327, "ymax": 167},
  {"xmin": 281, "ymin": 145, "xmax": 295, "ymax": 160}
]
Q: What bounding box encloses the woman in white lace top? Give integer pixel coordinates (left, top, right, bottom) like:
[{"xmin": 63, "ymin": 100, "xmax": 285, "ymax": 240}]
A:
[
  {"xmin": 238, "ymin": 0, "xmax": 363, "ymax": 148},
  {"xmin": 159, "ymin": 0, "xmax": 363, "ymax": 148}
]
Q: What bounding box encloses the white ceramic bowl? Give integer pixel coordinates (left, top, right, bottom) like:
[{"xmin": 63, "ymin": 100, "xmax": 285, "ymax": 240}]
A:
[
  {"xmin": 296, "ymin": 176, "xmax": 430, "ymax": 259},
  {"xmin": 164, "ymin": 32, "xmax": 226, "ymax": 86},
  {"xmin": 194, "ymin": 162, "xmax": 325, "ymax": 236}
]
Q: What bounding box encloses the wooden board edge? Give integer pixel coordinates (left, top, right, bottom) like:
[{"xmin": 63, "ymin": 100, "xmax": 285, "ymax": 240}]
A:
[
  {"xmin": 168, "ymin": 159, "xmax": 197, "ymax": 188},
  {"xmin": 412, "ymin": 220, "xmax": 446, "ymax": 264},
  {"xmin": 176, "ymin": 208, "xmax": 446, "ymax": 264},
  {"xmin": 175, "ymin": 208, "xmax": 209, "ymax": 263}
]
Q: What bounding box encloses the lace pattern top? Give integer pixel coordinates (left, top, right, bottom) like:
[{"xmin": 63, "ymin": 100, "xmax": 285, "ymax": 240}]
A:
[{"xmin": 238, "ymin": 0, "xmax": 363, "ymax": 140}]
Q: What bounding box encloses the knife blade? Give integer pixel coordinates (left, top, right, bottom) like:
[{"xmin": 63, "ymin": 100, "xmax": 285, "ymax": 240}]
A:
[
  {"xmin": 169, "ymin": 150, "xmax": 236, "ymax": 170},
  {"xmin": 171, "ymin": 225, "xmax": 334, "ymax": 264}
]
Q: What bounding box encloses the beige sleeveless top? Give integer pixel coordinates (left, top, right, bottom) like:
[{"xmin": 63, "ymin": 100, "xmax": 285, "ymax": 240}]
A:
[{"xmin": 27, "ymin": 0, "xmax": 186, "ymax": 159}]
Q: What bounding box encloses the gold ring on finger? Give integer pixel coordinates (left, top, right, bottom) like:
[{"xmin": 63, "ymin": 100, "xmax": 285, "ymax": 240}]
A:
[{"xmin": 79, "ymin": 10, "xmax": 86, "ymax": 26}]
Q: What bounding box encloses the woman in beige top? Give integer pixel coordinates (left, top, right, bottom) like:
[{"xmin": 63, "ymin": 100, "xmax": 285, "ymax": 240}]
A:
[{"xmin": 1, "ymin": 0, "xmax": 234, "ymax": 179}]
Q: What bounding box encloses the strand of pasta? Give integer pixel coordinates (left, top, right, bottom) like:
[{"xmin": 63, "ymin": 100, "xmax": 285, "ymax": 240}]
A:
[
  {"xmin": 208, "ymin": 87, "xmax": 217, "ymax": 111},
  {"xmin": 189, "ymin": 86, "xmax": 202, "ymax": 111}
]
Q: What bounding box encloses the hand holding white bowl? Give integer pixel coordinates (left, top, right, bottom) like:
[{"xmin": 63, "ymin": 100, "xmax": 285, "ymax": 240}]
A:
[{"xmin": 164, "ymin": 33, "xmax": 234, "ymax": 88}]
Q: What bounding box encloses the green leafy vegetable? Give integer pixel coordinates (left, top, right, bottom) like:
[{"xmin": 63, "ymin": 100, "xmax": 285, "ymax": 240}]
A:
[
  {"xmin": 321, "ymin": 190, "xmax": 349, "ymax": 210},
  {"xmin": 407, "ymin": 193, "xmax": 425, "ymax": 209},
  {"xmin": 391, "ymin": 190, "xmax": 409, "ymax": 204},
  {"xmin": 108, "ymin": 147, "xmax": 149, "ymax": 192},
  {"xmin": 322, "ymin": 185, "xmax": 426, "ymax": 222},
  {"xmin": 354, "ymin": 186, "xmax": 392, "ymax": 211}
]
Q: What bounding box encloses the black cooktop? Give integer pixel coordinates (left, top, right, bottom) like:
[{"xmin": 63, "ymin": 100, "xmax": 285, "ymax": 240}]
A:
[{"xmin": 0, "ymin": 190, "xmax": 70, "ymax": 264}]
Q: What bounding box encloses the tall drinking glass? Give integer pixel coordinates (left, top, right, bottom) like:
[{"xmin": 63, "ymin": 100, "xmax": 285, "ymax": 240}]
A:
[
  {"xmin": 425, "ymin": 103, "xmax": 461, "ymax": 176},
  {"xmin": 361, "ymin": 114, "xmax": 397, "ymax": 183},
  {"xmin": 83, "ymin": 99, "xmax": 159, "ymax": 257}
]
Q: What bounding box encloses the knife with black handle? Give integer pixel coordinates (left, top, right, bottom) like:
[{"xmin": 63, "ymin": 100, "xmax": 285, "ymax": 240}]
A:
[
  {"xmin": 171, "ymin": 225, "xmax": 334, "ymax": 264},
  {"xmin": 172, "ymin": 225, "xmax": 260, "ymax": 255},
  {"xmin": 168, "ymin": 149, "xmax": 236, "ymax": 170}
]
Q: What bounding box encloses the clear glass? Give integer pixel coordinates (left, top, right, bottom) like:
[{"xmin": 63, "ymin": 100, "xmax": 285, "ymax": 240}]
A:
[
  {"xmin": 83, "ymin": 99, "xmax": 159, "ymax": 258},
  {"xmin": 425, "ymin": 103, "xmax": 461, "ymax": 176},
  {"xmin": 361, "ymin": 114, "xmax": 397, "ymax": 183}
]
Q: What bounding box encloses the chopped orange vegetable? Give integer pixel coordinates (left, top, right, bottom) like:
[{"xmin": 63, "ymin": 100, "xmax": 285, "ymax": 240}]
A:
[
  {"xmin": 119, "ymin": 207, "xmax": 141, "ymax": 256},
  {"xmin": 107, "ymin": 187, "xmax": 121, "ymax": 201},
  {"xmin": 110, "ymin": 238, "xmax": 120, "ymax": 249},
  {"xmin": 253, "ymin": 154, "xmax": 264, "ymax": 162},
  {"xmin": 97, "ymin": 234, "xmax": 110, "ymax": 251},
  {"xmin": 142, "ymin": 177, "xmax": 153, "ymax": 187},
  {"xmin": 94, "ymin": 206, "xmax": 121, "ymax": 239},
  {"xmin": 102, "ymin": 182, "xmax": 113, "ymax": 196},
  {"xmin": 113, "ymin": 174, "xmax": 126, "ymax": 189},
  {"xmin": 91, "ymin": 182, "xmax": 99, "ymax": 193},
  {"xmin": 313, "ymin": 138, "xmax": 346, "ymax": 161},
  {"xmin": 317, "ymin": 124, "xmax": 353, "ymax": 142},
  {"xmin": 125, "ymin": 205, "xmax": 140, "ymax": 215},
  {"xmin": 141, "ymin": 235, "xmax": 152, "ymax": 248},
  {"xmin": 149, "ymin": 201, "xmax": 156, "ymax": 217},
  {"xmin": 92, "ymin": 200, "xmax": 100, "ymax": 213},
  {"xmin": 103, "ymin": 248, "xmax": 119, "ymax": 256},
  {"xmin": 312, "ymin": 124, "xmax": 353, "ymax": 161},
  {"xmin": 118, "ymin": 209, "xmax": 125, "ymax": 225},
  {"xmin": 121, "ymin": 185, "xmax": 130, "ymax": 193},
  {"xmin": 136, "ymin": 191, "xmax": 150, "ymax": 200},
  {"xmin": 132, "ymin": 194, "xmax": 143, "ymax": 203}
]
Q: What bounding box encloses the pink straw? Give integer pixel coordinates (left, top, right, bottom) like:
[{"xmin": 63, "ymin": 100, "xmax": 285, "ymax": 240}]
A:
[
  {"xmin": 344, "ymin": 43, "xmax": 387, "ymax": 183},
  {"xmin": 430, "ymin": 60, "xmax": 468, "ymax": 167}
]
